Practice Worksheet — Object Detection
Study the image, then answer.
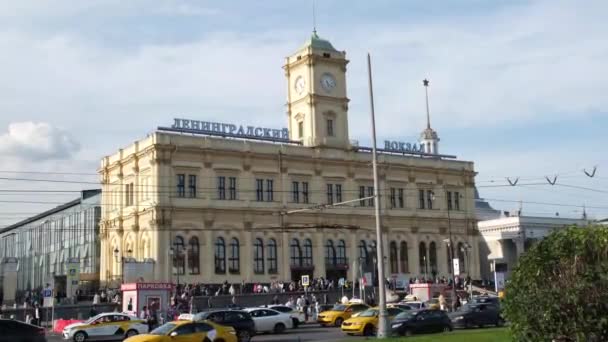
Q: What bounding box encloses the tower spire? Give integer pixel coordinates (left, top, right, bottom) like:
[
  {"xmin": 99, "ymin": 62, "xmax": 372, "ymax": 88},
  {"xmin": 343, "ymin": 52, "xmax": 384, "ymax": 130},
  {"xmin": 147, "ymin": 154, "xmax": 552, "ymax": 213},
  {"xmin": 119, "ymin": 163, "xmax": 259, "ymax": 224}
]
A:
[
  {"xmin": 423, "ymin": 79, "xmax": 431, "ymax": 129},
  {"xmin": 312, "ymin": 0, "xmax": 317, "ymax": 35}
]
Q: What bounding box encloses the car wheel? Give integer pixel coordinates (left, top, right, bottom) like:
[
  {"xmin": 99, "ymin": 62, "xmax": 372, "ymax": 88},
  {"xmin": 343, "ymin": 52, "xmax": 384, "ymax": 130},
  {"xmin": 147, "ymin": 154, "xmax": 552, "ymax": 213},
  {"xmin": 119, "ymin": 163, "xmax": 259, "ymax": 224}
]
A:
[
  {"xmin": 292, "ymin": 318, "xmax": 299, "ymax": 328},
  {"xmin": 213, "ymin": 339, "xmax": 225, "ymax": 342},
  {"xmin": 125, "ymin": 329, "xmax": 138, "ymax": 338},
  {"xmin": 363, "ymin": 324, "xmax": 374, "ymax": 336},
  {"xmin": 274, "ymin": 323, "xmax": 286, "ymax": 334},
  {"xmin": 73, "ymin": 331, "xmax": 87, "ymax": 342},
  {"xmin": 443, "ymin": 325, "xmax": 452, "ymax": 333},
  {"xmin": 237, "ymin": 330, "xmax": 251, "ymax": 342},
  {"xmin": 334, "ymin": 317, "xmax": 343, "ymax": 327},
  {"xmin": 496, "ymin": 318, "xmax": 505, "ymax": 327},
  {"xmin": 404, "ymin": 329, "xmax": 413, "ymax": 337}
]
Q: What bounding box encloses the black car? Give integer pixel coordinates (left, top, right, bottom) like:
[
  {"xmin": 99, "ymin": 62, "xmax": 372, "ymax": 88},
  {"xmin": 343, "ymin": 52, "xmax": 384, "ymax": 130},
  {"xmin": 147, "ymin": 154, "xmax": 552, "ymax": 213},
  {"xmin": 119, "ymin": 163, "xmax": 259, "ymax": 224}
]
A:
[
  {"xmin": 390, "ymin": 309, "xmax": 452, "ymax": 337},
  {"xmin": 0, "ymin": 319, "xmax": 46, "ymax": 342},
  {"xmin": 449, "ymin": 303, "xmax": 504, "ymax": 328},
  {"xmin": 196, "ymin": 310, "xmax": 255, "ymax": 342},
  {"xmin": 471, "ymin": 295, "xmax": 501, "ymax": 306}
]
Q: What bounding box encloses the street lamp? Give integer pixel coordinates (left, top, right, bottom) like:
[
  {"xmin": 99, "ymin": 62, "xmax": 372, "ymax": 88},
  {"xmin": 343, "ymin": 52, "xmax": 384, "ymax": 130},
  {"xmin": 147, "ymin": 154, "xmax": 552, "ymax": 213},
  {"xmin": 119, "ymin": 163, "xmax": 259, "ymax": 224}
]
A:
[
  {"xmin": 461, "ymin": 243, "xmax": 472, "ymax": 300},
  {"xmin": 113, "ymin": 248, "xmax": 132, "ymax": 284},
  {"xmin": 433, "ymin": 188, "xmax": 457, "ymax": 312}
]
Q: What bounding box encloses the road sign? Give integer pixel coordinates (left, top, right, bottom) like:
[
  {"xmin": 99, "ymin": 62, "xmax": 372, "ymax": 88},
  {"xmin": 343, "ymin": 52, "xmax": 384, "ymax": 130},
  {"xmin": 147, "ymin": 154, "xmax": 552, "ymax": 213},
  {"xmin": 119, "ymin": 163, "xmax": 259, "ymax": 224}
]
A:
[
  {"xmin": 453, "ymin": 258, "xmax": 460, "ymax": 276},
  {"xmin": 338, "ymin": 278, "xmax": 345, "ymax": 287},
  {"xmin": 301, "ymin": 275, "xmax": 310, "ymax": 287}
]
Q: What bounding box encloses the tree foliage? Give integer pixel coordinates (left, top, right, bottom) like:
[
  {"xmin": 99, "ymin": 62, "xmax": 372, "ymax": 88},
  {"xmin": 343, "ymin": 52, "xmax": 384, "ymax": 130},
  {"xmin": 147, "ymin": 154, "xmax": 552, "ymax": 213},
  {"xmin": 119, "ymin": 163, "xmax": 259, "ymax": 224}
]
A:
[{"xmin": 503, "ymin": 226, "xmax": 608, "ymax": 341}]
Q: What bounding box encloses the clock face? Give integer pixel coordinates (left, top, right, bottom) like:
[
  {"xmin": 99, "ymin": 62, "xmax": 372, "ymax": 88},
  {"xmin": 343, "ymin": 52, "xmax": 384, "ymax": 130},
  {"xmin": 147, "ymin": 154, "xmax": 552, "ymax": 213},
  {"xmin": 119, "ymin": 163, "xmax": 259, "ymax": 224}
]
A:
[
  {"xmin": 294, "ymin": 76, "xmax": 305, "ymax": 94},
  {"xmin": 321, "ymin": 73, "xmax": 336, "ymax": 92}
]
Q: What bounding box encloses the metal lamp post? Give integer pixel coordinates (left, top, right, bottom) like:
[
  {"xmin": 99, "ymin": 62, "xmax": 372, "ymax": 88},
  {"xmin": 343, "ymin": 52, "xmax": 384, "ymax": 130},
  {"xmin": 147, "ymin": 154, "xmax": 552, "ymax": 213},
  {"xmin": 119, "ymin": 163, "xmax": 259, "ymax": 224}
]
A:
[
  {"xmin": 113, "ymin": 248, "xmax": 132, "ymax": 284},
  {"xmin": 434, "ymin": 188, "xmax": 457, "ymax": 312},
  {"xmin": 462, "ymin": 243, "xmax": 472, "ymax": 300}
]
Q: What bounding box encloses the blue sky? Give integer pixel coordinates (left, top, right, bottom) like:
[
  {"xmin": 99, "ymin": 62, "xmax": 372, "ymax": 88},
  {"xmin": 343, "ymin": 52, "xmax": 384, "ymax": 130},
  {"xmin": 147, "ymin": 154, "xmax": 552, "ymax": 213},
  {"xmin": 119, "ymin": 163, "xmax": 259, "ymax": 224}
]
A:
[{"xmin": 0, "ymin": 0, "xmax": 607, "ymax": 226}]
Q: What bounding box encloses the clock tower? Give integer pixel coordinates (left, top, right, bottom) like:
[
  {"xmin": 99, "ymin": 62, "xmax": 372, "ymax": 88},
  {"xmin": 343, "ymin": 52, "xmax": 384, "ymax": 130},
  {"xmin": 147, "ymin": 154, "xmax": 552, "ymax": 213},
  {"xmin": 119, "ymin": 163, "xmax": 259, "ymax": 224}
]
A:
[{"xmin": 284, "ymin": 31, "xmax": 350, "ymax": 149}]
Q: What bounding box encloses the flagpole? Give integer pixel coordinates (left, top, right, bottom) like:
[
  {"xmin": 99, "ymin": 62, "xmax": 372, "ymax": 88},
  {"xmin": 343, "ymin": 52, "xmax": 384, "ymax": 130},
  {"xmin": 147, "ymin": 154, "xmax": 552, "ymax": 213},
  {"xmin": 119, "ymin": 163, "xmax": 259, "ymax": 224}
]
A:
[{"xmin": 367, "ymin": 53, "xmax": 388, "ymax": 338}]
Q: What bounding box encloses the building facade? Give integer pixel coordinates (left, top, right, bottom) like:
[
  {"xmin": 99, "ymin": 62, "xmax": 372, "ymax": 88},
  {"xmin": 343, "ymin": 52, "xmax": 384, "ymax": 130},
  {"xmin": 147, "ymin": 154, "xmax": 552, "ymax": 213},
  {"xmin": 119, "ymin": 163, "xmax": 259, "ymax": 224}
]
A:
[
  {"xmin": 0, "ymin": 190, "xmax": 101, "ymax": 296},
  {"xmin": 478, "ymin": 215, "xmax": 590, "ymax": 280},
  {"xmin": 99, "ymin": 32, "xmax": 480, "ymax": 287}
]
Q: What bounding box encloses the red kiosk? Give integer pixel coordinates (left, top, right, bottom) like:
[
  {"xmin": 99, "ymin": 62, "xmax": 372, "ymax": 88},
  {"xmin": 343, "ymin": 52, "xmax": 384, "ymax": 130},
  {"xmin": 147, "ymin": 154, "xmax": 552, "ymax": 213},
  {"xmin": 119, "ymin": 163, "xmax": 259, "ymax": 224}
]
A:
[{"xmin": 121, "ymin": 283, "xmax": 174, "ymax": 318}]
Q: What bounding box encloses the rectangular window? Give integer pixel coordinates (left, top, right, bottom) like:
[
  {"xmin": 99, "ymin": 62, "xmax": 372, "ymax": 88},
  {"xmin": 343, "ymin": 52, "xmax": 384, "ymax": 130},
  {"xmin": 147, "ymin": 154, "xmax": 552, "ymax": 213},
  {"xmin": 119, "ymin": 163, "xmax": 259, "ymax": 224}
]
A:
[
  {"xmin": 298, "ymin": 121, "xmax": 304, "ymax": 138},
  {"xmin": 129, "ymin": 183, "xmax": 135, "ymax": 205},
  {"xmin": 390, "ymin": 188, "xmax": 396, "ymax": 209},
  {"xmin": 292, "ymin": 181, "xmax": 299, "ymax": 203},
  {"xmin": 447, "ymin": 191, "xmax": 453, "ymax": 211},
  {"xmin": 427, "ymin": 190, "xmax": 434, "ymax": 209},
  {"xmin": 327, "ymin": 184, "xmax": 334, "ymax": 204},
  {"xmin": 266, "ymin": 179, "xmax": 274, "ymax": 202},
  {"xmin": 398, "ymin": 188, "xmax": 404, "ymax": 208},
  {"xmin": 302, "ymin": 182, "xmax": 309, "ymax": 204},
  {"xmin": 454, "ymin": 191, "xmax": 460, "ymax": 210},
  {"xmin": 327, "ymin": 119, "xmax": 334, "ymax": 136},
  {"xmin": 229, "ymin": 177, "xmax": 237, "ymax": 200},
  {"xmin": 177, "ymin": 174, "xmax": 185, "ymax": 198},
  {"xmin": 359, "ymin": 186, "xmax": 366, "ymax": 206},
  {"xmin": 367, "ymin": 186, "xmax": 374, "ymax": 207},
  {"xmin": 335, "ymin": 184, "xmax": 342, "ymax": 203},
  {"xmin": 256, "ymin": 179, "xmax": 264, "ymax": 201},
  {"xmin": 217, "ymin": 176, "xmax": 226, "ymax": 200},
  {"xmin": 419, "ymin": 189, "xmax": 425, "ymax": 209},
  {"xmin": 188, "ymin": 175, "xmax": 197, "ymax": 198}
]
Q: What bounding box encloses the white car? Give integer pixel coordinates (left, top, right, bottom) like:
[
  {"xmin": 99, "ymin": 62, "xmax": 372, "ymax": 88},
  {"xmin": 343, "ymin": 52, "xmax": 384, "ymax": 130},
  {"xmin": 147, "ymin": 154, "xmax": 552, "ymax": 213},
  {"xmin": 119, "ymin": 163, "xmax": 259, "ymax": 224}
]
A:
[
  {"xmin": 244, "ymin": 308, "xmax": 293, "ymax": 334},
  {"xmin": 402, "ymin": 301, "xmax": 426, "ymax": 310},
  {"xmin": 265, "ymin": 305, "xmax": 305, "ymax": 327},
  {"xmin": 62, "ymin": 312, "xmax": 148, "ymax": 341}
]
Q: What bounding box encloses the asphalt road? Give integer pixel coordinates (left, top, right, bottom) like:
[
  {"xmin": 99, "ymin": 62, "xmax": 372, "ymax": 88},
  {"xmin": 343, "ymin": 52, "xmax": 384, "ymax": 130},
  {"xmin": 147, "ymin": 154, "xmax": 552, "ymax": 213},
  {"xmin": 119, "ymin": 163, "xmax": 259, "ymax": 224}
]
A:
[{"xmin": 48, "ymin": 324, "xmax": 362, "ymax": 342}]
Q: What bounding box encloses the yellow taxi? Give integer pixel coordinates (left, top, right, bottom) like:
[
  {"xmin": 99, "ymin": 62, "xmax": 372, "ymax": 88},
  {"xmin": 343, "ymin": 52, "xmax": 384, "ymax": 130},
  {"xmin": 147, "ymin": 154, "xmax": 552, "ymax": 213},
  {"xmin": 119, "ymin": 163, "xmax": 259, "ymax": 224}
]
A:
[
  {"xmin": 317, "ymin": 303, "xmax": 369, "ymax": 327},
  {"xmin": 426, "ymin": 298, "xmax": 441, "ymax": 310},
  {"xmin": 124, "ymin": 318, "xmax": 237, "ymax": 342},
  {"xmin": 341, "ymin": 307, "xmax": 404, "ymax": 336}
]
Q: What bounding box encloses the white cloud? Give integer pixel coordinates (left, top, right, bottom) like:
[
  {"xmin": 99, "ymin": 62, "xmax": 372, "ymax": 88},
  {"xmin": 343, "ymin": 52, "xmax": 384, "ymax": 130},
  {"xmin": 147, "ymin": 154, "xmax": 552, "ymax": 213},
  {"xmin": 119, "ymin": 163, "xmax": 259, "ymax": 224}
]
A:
[{"xmin": 0, "ymin": 122, "xmax": 80, "ymax": 160}]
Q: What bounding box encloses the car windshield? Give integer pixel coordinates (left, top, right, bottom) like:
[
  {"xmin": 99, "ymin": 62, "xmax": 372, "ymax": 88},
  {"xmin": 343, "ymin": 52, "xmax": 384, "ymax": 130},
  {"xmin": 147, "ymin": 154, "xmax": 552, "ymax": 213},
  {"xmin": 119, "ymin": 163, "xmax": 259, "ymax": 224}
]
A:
[
  {"xmin": 358, "ymin": 309, "xmax": 378, "ymax": 317},
  {"xmin": 332, "ymin": 304, "xmax": 347, "ymax": 311},
  {"xmin": 150, "ymin": 323, "xmax": 177, "ymax": 335},
  {"xmin": 84, "ymin": 314, "xmax": 103, "ymax": 324},
  {"xmin": 395, "ymin": 311, "xmax": 417, "ymax": 320}
]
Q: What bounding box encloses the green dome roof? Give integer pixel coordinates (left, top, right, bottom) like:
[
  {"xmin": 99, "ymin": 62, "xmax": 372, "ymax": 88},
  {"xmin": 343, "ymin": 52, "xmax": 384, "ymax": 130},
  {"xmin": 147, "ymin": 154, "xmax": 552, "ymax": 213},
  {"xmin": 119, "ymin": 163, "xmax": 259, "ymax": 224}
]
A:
[{"xmin": 299, "ymin": 31, "xmax": 339, "ymax": 52}]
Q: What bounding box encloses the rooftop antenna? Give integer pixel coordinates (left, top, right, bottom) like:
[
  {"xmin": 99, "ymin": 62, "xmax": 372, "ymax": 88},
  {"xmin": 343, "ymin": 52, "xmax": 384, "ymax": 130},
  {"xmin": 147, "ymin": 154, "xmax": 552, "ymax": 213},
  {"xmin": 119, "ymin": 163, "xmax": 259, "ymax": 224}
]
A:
[
  {"xmin": 312, "ymin": 0, "xmax": 317, "ymax": 35},
  {"xmin": 423, "ymin": 79, "xmax": 431, "ymax": 129}
]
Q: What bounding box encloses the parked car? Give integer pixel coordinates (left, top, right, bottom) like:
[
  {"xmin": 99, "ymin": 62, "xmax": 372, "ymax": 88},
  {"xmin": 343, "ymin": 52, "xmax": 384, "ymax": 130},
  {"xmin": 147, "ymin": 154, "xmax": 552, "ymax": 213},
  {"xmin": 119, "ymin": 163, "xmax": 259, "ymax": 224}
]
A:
[
  {"xmin": 317, "ymin": 303, "xmax": 369, "ymax": 327},
  {"xmin": 402, "ymin": 301, "xmax": 426, "ymax": 310},
  {"xmin": 425, "ymin": 298, "xmax": 440, "ymax": 310},
  {"xmin": 391, "ymin": 309, "xmax": 452, "ymax": 337},
  {"xmin": 471, "ymin": 295, "xmax": 501, "ymax": 306},
  {"xmin": 341, "ymin": 307, "xmax": 404, "ymax": 336},
  {"xmin": 190, "ymin": 310, "xmax": 255, "ymax": 342},
  {"xmin": 62, "ymin": 312, "xmax": 147, "ymax": 341},
  {"xmin": 0, "ymin": 319, "xmax": 46, "ymax": 342},
  {"xmin": 387, "ymin": 303, "xmax": 414, "ymax": 311},
  {"xmin": 125, "ymin": 319, "xmax": 237, "ymax": 342},
  {"xmin": 265, "ymin": 305, "xmax": 305, "ymax": 328},
  {"xmin": 243, "ymin": 308, "xmax": 293, "ymax": 334},
  {"xmin": 449, "ymin": 303, "xmax": 504, "ymax": 329}
]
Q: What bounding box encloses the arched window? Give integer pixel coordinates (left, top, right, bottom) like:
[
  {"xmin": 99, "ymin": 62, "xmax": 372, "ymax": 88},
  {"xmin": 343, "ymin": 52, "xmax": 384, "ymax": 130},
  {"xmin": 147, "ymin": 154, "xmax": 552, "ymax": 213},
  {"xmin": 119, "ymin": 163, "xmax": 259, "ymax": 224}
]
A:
[
  {"xmin": 267, "ymin": 239, "xmax": 278, "ymax": 273},
  {"xmin": 253, "ymin": 238, "xmax": 264, "ymax": 274},
  {"xmin": 337, "ymin": 240, "xmax": 347, "ymax": 264},
  {"xmin": 325, "ymin": 240, "xmax": 336, "ymax": 266},
  {"xmin": 419, "ymin": 242, "xmax": 427, "ymax": 277},
  {"xmin": 188, "ymin": 237, "xmax": 200, "ymax": 274},
  {"xmin": 214, "ymin": 237, "xmax": 225, "ymax": 274},
  {"xmin": 303, "ymin": 239, "xmax": 313, "ymax": 266},
  {"xmin": 359, "ymin": 240, "xmax": 369, "ymax": 265},
  {"xmin": 429, "ymin": 241, "xmax": 438, "ymax": 277},
  {"xmin": 229, "ymin": 238, "xmax": 240, "ymax": 273},
  {"xmin": 173, "ymin": 236, "xmax": 185, "ymax": 275},
  {"xmin": 389, "ymin": 241, "xmax": 398, "ymax": 274},
  {"xmin": 399, "ymin": 241, "xmax": 409, "ymax": 273},
  {"xmin": 457, "ymin": 242, "xmax": 466, "ymax": 273},
  {"xmin": 290, "ymin": 239, "xmax": 301, "ymax": 267},
  {"xmin": 446, "ymin": 243, "xmax": 453, "ymax": 273}
]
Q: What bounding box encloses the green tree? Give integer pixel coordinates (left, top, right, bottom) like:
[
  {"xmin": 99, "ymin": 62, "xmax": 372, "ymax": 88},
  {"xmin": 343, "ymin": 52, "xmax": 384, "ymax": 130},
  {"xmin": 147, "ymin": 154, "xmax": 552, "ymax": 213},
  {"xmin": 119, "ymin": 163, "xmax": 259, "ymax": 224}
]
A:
[{"xmin": 503, "ymin": 226, "xmax": 608, "ymax": 341}]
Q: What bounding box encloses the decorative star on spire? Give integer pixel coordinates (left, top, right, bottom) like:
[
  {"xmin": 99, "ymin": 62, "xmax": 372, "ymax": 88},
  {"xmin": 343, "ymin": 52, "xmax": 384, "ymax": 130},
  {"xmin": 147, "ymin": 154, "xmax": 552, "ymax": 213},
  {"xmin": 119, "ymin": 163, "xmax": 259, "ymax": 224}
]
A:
[{"xmin": 423, "ymin": 79, "xmax": 429, "ymax": 87}]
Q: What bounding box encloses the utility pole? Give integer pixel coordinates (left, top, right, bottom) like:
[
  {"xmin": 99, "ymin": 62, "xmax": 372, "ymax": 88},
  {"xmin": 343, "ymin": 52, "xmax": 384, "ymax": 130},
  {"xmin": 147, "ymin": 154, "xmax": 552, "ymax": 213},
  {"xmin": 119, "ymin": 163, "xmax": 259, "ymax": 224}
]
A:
[{"xmin": 367, "ymin": 53, "xmax": 388, "ymax": 338}]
